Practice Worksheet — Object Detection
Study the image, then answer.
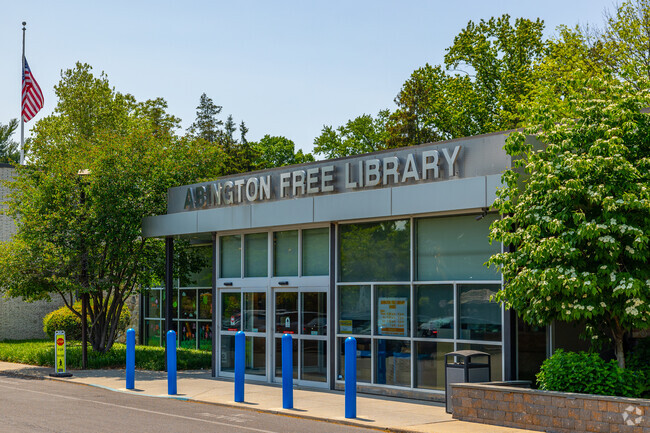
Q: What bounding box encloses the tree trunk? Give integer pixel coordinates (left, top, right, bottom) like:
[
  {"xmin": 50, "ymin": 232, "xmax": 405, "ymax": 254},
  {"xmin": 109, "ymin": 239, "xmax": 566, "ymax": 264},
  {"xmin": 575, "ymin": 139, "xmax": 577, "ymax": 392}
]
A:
[{"xmin": 613, "ymin": 329, "xmax": 625, "ymax": 369}]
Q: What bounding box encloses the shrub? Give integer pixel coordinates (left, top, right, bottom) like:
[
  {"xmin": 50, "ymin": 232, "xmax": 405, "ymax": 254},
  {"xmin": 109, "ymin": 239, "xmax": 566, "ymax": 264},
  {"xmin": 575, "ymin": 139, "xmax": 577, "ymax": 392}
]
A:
[
  {"xmin": 537, "ymin": 350, "xmax": 644, "ymax": 398},
  {"xmin": 0, "ymin": 339, "xmax": 211, "ymax": 370},
  {"xmin": 43, "ymin": 301, "xmax": 130, "ymax": 341}
]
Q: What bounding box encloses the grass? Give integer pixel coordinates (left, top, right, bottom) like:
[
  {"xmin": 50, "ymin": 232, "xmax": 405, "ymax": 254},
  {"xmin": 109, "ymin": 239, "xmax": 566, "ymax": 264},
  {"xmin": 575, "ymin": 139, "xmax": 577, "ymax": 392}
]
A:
[{"xmin": 0, "ymin": 339, "xmax": 211, "ymax": 370}]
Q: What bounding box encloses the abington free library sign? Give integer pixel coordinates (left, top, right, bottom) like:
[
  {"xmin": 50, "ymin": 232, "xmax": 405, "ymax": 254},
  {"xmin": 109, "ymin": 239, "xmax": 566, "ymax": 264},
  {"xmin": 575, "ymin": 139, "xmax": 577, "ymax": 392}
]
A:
[
  {"xmin": 182, "ymin": 146, "xmax": 461, "ymax": 210},
  {"xmin": 142, "ymin": 131, "xmax": 552, "ymax": 398}
]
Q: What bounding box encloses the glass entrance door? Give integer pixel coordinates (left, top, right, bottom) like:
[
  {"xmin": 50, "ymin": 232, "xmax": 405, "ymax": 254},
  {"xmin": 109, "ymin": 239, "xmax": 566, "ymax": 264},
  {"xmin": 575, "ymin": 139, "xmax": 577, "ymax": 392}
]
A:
[
  {"xmin": 219, "ymin": 289, "xmax": 268, "ymax": 379},
  {"xmin": 273, "ymin": 288, "xmax": 328, "ymax": 386}
]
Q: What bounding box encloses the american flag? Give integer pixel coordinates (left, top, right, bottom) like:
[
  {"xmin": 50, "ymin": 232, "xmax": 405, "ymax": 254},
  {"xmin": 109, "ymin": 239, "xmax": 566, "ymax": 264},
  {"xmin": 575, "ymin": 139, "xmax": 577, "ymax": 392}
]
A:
[{"xmin": 22, "ymin": 58, "xmax": 43, "ymax": 122}]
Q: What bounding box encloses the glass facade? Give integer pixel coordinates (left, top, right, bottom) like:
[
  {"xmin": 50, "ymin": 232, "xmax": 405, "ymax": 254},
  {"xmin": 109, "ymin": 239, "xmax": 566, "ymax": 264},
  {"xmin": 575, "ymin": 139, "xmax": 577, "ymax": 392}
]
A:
[
  {"xmin": 143, "ymin": 245, "xmax": 213, "ymax": 351},
  {"xmin": 336, "ymin": 215, "xmax": 503, "ymax": 391},
  {"xmin": 145, "ymin": 213, "xmax": 503, "ymax": 394}
]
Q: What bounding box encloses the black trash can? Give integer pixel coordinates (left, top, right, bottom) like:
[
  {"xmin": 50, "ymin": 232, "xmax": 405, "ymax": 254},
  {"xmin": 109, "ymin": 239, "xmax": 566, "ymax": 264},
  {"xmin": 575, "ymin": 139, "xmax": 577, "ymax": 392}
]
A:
[{"xmin": 444, "ymin": 350, "xmax": 491, "ymax": 413}]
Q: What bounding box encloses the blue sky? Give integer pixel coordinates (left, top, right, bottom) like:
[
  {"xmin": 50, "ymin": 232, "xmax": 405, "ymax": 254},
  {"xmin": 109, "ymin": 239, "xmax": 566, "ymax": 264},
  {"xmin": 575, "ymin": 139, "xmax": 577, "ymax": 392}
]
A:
[{"xmin": 1, "ymin": 1, "xmax": 616, "ymax": 155}]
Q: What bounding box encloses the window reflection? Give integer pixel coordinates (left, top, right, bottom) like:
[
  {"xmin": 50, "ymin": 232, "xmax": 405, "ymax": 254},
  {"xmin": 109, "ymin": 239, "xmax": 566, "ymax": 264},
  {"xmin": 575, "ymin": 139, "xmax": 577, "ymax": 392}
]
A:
[
  {"xmin": 458, "ymin": 284, "xmax": 502, "ymax": 341},
  {"xmin": 416, "ymin": 285, "xmax": 454, "ymax": 339},
  {"xmin": 274, "ymin": 231, "xmax": 298, "ymax": 277},
  {"xmin": 338, "ymin": 285, "xmax": 371, "ymax": 335},
  {"xmin": 243, "ymin": 292, "xmax": 266, "ymax": 333},
  {"xmin": 221, "ymin": 292, "xmax": 241, "ymax": 331},
  {"xmin": 339, "ymin": 220, "xmax": 410, "ymax": 282}
]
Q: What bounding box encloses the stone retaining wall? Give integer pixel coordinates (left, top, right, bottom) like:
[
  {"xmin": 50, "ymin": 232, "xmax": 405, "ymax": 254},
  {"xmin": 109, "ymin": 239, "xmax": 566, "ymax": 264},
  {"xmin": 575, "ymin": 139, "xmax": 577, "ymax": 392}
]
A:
[{"xmin": 451, "ymin": 382, "xmax": 649, "ymax": 433}]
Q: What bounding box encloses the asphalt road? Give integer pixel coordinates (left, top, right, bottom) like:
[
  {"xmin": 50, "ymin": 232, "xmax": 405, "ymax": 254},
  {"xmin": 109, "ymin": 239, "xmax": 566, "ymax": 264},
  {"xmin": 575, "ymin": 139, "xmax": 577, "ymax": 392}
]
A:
[{"xmin": 0, "ymin": 374, "xmax": 379, "ymax": 433}]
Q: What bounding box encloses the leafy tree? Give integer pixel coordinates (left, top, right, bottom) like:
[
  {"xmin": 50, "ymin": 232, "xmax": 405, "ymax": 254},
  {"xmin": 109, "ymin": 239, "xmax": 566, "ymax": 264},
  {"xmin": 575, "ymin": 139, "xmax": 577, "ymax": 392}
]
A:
[
  {"xmin": 0, "ymin": 63, "xmax": 224, "ymax": 353},
  {"xmin": 0, "ymin": 119, "xmax": 20, "ymax": 164},
  {"xmin": 232, "ymin": 120, "xmax": 258, "ymax": 173},
  {"xmin": 488, "ymin": 76, "xmax": 650, "ymax": 368},
  {"xmin": 444, "ymin": 15, "xmax": 546, "ymax": 130},
  {"xmin": 224, "ymin": 114, "xmax": 237, "ymax": 143},
  {"xmin": 135, "ymin": 97, "xmax": 181, "ymax": 137},
  {"xmin": 313, "ymin": 111, "xmax": 390, "ymax": 159},
  {"xmin": 602, "ymin": 0, "xmax": 650, "ymax": 88},
  {"xmin": 388, "ymin": 66, "xmax": 490, "ymax": 147},
  {"xmin": 255, "ymin": 135, "xmax": 314, "ymax": 169},
  {"xmin": 187, "ymin": 93, "xmax": 222, "ymax": 143},
  {"xmin": 523, "ymin": 25, "xmax": 609, "ymax": 121}
]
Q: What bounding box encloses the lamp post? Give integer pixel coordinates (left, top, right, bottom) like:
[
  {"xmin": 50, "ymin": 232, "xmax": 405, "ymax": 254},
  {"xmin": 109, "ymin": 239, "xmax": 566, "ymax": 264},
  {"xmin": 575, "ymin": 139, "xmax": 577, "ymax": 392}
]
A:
[{"xmin": 78, "ymin": 169, "xmax": 90, "ymax": 369}]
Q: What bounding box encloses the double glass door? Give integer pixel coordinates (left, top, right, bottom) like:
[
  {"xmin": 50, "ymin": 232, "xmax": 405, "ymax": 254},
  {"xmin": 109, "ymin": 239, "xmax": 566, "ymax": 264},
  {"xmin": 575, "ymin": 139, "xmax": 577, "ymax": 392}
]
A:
[
  {"xmin": 219, "ymin": 289, "xmax": 267, "ymax": 378},
  {"xmin": 273, "ymin": 288, "xmax": 328, "ymax": 386},
  {"xmin": 218, "ymin": 286, "xmax": 328, "ymax": 386}
]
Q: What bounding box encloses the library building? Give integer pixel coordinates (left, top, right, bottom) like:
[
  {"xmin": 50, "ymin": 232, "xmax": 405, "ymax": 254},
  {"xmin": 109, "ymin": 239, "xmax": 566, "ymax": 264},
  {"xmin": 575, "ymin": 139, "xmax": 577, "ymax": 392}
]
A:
[{"xmin": 140, "ymin": 131, "xmax": 581, "ymax": 398}]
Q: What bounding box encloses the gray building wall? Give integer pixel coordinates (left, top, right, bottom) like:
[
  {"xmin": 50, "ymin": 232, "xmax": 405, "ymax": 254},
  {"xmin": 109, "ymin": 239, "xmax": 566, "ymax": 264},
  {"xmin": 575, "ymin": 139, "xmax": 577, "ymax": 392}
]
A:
[{"xmin": 0, "ymin": 165, "xmax": 64, "ymax": 341}]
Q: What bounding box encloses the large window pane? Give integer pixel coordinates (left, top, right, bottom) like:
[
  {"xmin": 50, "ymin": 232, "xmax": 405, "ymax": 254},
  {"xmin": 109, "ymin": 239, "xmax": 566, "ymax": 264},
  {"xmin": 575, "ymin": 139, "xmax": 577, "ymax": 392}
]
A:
[
  {"xmin": 145, "ymin": 320, "xmax": 162, "ymax": 346},
  {"xmin": 338, "ymin": 285, "xmax": 371, "ymax": 335},
  {"xmin": 416, "ymin": 285, "xmax": 454, "ymax": 339},
  {"xmin": 243, "ymin": 292, "xmax": 266, "ymax": 333},
  {"xmin": 375, "ymin": 339, "xmax": 411, "ymax": 387},
  {"xmin": 245, "ymin": 233, "xmax": 268, "ymax": 277},
  {"xmin": 338, "ymin": 337, "xmax": 371, "ymax": 383},
  {"xmin": 456, "ymin": 343, "xmax": 502, "ymax": 381},
  {"xmin": 274, "ymin": 231, "xmax": 298, "ymax": 276},
  {"xmin": 339, "ymin": 220, "xmax": 410, "ymax": 282},
  {"xmin": 180, "ymin": 321, "xmax": 196, "ymax": 349},
  {"xmin": 185, "ymin": 246, "xmax": 213, "ymax": 287},
  {"xmin": 180, "ymin": 289, "xmax": 196, "ymax": 319},
  {"xmin": 198, "ymin": 322, "xmax": 212, "ymax": 351},
  {"xmin": 145, "ymin": 290, "xmax": 161, "ymax": 318},
  {"xmin": 160, "ymin": 290, "xmax": 178, "ymax": 319},
  {"xmin": 275, "ymin": 292, "xmax": 298, "ymax": 334},
  {"xmin": 220, "ymin": 235, "xmax": 241, "ymax": 278},
  {"xmin": 302, "ymin": 228, "xmax": 329, "ymax": 276},
  {"xmin": 221, "ymin": 292, "xmax": 241, "ymax": 331},
  {"xmin": 301, "ymin": 340, "xmax": 327, "ymax": 382},
  {"xmin": 376, "ymin": 285, "xmax": 410, "ymax": 337},
  {"xmin": 198, "ymin": 289, "xmax": 212, "ymax": 319},
  {"xmin": 415, "ymin": 341, "xmax": 453, "ymax": 390},
  {"xmin": 416, "ymin": 214, "xmax": 500, "ymax": 281},
  {"xmin": 302, "ymin": 292, "xmax": 326, "ymax": 336},
  {"xmin": 458, "ymin": 284, "xmax": 502, "ymax": 341}
]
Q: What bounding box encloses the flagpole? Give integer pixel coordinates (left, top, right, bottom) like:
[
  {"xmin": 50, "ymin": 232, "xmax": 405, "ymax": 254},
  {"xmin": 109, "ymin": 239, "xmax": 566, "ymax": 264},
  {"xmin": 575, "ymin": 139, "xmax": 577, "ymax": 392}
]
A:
[{"xmin": 20, "ymin": 21, "xmax": 26, "ymax": 166}]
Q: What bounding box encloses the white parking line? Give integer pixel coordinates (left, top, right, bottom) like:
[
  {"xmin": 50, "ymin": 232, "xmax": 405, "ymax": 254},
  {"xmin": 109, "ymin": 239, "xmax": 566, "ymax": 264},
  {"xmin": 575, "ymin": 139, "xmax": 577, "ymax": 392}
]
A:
[{"xmin": 0, "ymin": 378, "xmax": 275, "ymax": 433}]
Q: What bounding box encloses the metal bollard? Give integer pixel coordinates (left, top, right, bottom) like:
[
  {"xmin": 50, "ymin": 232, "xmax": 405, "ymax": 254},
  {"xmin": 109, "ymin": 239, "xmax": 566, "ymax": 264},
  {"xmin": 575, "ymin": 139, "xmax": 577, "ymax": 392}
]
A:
[
  {"xmin": 167, "ymin": 330, "xmax": 177, "ymax": 395},
  {"xmin": 282, "ymin": 333, "xmax": 293, "ymax": 409},
  {"xmin": 235, "ymin": 331, "xmax": 245, "ymax": 402},
  {"xmin": 345, "ymin": 336, "xmax": 357, "ymax": 419},
  {"xmin": 126, "ymin": 328, "xmax": 135, "ymax": 390}
]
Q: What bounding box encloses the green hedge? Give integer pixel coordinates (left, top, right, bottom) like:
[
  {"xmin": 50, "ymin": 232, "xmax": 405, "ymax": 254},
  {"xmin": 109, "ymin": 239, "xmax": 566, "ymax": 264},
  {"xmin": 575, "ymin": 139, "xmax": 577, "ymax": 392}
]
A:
[
  {"xmin": 43, "ymin": 302, "xmax": 130, "ymax": 341},
  {"xmin": 537, "ymin": 350, "xmax": 645, "ymax": 398},
  {"xmin": 0, "ymin": 339, "xmax": 210, "ymax": 370}
]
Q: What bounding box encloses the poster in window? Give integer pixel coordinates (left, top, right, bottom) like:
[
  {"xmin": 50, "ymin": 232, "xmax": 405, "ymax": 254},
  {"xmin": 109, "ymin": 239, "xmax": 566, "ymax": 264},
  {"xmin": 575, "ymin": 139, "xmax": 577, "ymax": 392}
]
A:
[{"xmin": 378, "ymin": 297, "xmax": 407, "ymax": 336}]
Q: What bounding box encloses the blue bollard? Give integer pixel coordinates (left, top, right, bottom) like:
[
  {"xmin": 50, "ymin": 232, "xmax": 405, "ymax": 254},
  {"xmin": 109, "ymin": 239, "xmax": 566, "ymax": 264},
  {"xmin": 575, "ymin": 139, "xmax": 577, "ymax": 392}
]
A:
[
  {"xmin": 167, "ymin": 330, "xmax": 177, "ymax": 395},
  {"xmin": 126, "ymin": 328, "xmax": 135, "ymax": 390},
  {"xmin": 282, "ymin": 333, "xmax": 293, "ymax": 409},
  {"xmin": 234, "ymin": 331, "xmax": 245, "ymax": 402},
  {"xmin": 345, "ymin": 336, "xmax": 357, "ymax": 419}
]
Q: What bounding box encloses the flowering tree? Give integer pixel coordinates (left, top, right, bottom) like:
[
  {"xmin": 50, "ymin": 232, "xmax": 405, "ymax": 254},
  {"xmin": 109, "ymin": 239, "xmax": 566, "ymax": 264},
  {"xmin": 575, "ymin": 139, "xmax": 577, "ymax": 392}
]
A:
[{"xmin": 488, "ymin": 77, "xmax": 650, "ymax": 368}]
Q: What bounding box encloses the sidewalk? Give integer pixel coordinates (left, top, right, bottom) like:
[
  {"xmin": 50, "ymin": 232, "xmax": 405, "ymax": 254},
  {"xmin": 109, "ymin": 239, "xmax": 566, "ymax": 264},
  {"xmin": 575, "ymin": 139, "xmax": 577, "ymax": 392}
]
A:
[{"xmin": 0, "ymin": 361, "xmax": 534, "ymax": 433}]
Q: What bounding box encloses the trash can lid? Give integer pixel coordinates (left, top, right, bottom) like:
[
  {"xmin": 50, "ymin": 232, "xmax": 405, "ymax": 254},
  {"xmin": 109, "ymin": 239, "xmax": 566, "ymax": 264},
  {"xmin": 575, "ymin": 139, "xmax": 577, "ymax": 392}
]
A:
[
  {"xmin": 446, "ymin": 350, "xmax": 489, "ymax": 357},
  {"xmin": 444, "ymin": 350, "xmax": 490, "ymax": 363}
]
